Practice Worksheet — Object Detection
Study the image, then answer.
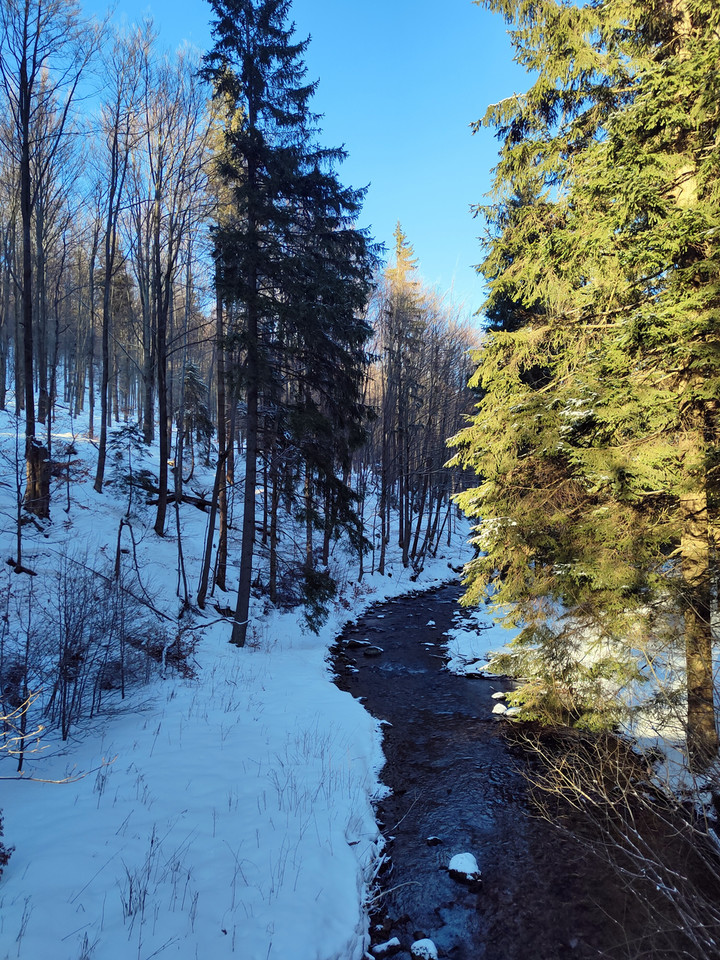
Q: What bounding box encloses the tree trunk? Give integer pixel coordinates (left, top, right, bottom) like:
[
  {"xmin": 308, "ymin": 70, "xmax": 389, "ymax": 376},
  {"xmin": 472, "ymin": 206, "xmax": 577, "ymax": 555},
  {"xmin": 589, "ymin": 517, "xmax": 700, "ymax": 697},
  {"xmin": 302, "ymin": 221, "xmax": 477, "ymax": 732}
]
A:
[
  {"xmin": 681, "ymin": 488, "xmax": 718, "ymax": 769},
  {"xmin": 197, "ymin": 447, "xmax": 226, "ymax": 610},
  {"xmin": 93, "ymin": 269, "xmax": 111, "ymax": 492},
  {"xmin": 269, "ymin": 456, "xmax": 279, "ymax": 603},
  {"xmin": 230, "ymin": 121, "xmax": 262, "ymax": 647},
  {"xmin": 410, "ymin": 469, "xmax": 429, "ymax": 562},
  {"xmin": 322, "ymin": 487, "xmax": 332, "ymax": 567},
  {"xmin": 153, "ymin": 191, "xmax": 170, "ymax": 537},
  {"xmin": 231, "ymin": 337, "xmax": 258, "ymax": 646},
  {"xmin": 20, "ymin": 44, "xmax": 49, "ymax": 518},
  {"xmin": 0, "ymin": 222, "xmax": 11, "ymax": 410},
  {"xmin": 304, "ymin": 462, "xmax": 313, "ymax": 571},
  {"xmin": 215, "ymin": 287, "xmax": 229, "ymax": 592},
  {"xmin": 35, "ymin": 198, "xmax": 48, "ymax": 426},
  {"xmin": 231, "ymin": 195, "xmax": 259, "ymax": 647},
  {"xmin": 142, "ymin": 287, "xmax": 154, "ymax": 444}
]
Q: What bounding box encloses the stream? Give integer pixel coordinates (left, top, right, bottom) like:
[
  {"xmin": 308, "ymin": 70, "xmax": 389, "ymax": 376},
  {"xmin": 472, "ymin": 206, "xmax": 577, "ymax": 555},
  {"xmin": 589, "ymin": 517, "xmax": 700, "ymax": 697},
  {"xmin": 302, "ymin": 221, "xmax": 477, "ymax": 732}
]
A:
[{"xmin": 333, "ymin": 582, "xmax": 633, "ymax": 960}]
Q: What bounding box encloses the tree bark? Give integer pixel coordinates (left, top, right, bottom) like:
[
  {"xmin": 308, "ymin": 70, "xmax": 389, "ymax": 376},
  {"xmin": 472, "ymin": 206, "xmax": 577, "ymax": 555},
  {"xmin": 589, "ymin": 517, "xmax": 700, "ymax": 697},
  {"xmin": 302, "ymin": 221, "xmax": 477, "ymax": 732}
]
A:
[
  {"xmin": 231, "ymin": 315, "xmax": 258, "ymax": 646},
  {"xmin": 215, "ymin": 287, "xmax": 229, "ymax": 592},
  {"xmin": 19, "ymin": 41, "xmax": 49, "ymax": 518},
  {"xmin": 681, "ymin": 488, "xmax": 718, "ymax": 769},
  {"xmin": 231, "ymin": 170, "xmax": 259, "ymax": 646}
]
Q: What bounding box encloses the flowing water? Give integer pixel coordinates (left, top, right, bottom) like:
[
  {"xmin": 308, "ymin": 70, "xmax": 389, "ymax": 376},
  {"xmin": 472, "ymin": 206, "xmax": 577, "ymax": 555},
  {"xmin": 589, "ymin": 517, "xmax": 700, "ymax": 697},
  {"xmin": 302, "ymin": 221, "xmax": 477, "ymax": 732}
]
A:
[{"xmin": 333, "ymin": 582, "xmax": 632, "ymax": 960}]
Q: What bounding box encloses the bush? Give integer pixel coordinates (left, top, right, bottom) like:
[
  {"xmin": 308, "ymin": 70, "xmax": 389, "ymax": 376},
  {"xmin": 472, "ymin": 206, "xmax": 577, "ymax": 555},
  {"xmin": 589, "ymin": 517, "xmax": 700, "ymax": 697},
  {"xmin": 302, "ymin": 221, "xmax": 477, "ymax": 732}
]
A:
[{"xmin": 0, "ymin": 552, "xmax": 172, "ymax": 744}]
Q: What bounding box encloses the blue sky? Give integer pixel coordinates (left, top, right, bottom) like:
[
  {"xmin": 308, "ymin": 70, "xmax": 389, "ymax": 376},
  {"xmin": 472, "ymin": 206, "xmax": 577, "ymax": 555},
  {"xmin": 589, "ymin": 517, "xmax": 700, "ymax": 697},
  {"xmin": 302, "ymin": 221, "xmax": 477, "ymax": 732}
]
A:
[{"xmin": 96, "ymin": 0, "xmax": 528, "ymax": 318}]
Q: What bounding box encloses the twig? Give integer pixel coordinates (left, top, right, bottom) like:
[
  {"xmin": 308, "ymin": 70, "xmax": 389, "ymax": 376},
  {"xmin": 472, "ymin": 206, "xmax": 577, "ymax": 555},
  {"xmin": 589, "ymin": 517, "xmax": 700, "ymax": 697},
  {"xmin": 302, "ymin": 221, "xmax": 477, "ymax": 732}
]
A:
[
  {"xmin": 365, "ymin": 880, "xmax": 422, "ymax": 906},
  {"xmin": 0, "ymin": 755, "xmax": 117, "ymax": 783}
]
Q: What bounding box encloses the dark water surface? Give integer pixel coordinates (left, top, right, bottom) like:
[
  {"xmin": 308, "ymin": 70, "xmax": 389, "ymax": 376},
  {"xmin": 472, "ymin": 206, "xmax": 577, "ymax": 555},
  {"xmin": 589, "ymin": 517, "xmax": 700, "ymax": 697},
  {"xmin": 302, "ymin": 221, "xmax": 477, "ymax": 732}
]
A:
[{"xmin": 334, "ymin": 582, "xmax": 630, "ymax": 960}]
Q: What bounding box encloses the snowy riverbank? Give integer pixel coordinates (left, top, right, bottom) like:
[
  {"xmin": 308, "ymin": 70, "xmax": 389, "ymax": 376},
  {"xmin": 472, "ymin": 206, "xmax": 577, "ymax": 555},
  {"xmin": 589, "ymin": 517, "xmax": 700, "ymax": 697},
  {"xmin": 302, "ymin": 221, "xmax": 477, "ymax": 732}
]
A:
[{"xmin": 0, "ymin": 404, "xmax": 472, "ymax": 960}]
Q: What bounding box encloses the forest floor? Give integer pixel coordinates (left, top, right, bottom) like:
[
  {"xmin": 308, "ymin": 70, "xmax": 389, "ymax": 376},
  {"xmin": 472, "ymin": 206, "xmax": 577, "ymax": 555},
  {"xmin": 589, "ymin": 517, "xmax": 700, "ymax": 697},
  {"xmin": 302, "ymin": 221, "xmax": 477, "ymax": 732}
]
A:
[{"xmin": 0, "ymin": 401, "xmax": 482, "ymax": 960}]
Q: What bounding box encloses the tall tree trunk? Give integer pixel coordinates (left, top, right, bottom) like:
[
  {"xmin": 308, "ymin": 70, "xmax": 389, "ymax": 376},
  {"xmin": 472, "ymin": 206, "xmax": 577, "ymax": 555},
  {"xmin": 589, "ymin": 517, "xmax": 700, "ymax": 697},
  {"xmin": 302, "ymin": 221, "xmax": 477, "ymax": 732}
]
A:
[
  {"xmin": 231, "ymin": 310, "xmax": 258, "ymax": 646},
  {"xmin": 154, "ymin": 298, "xmax": 169, "ymax": 535},
  {"xmin": 681, "ymin": 487, "xmax": 718, "ymax": 769},
  {"xmin": 410, "ymin": 469, "xmax": 429, "ymax": 563},
  {"xmin": 322, "ymin": 487, "xmax": 332, "ymax": 567},
  {"xmin": 14, "ymin": 272, "xmax": 23, "ymax": 415},
  {"xmin": 153, "ymin": 187, "xmax": 171, "ymax": 536},
  {"xmin": 230, "ymin": 112, "xmax": 262, "ymax": 648},
  {"xmin": 231, "ymin": 172, "xmax": 259, "ymax": 647},
  {"xmin": 304, "ymin": 461, "xmax": 313, "ymax": 572},
  {"xmin": 93, "ymin": 263, "xmax": 112, "ymax": 492},
  {"xmin": 141, "ymin": 285, "xmax": 154, "ymax": 443},
  {"xmin": 215, "ymin": 287, "xmax": 229, "ymax": 592},
  {"xmin": 35, "ymin": 197, "xmax": 48, "ymax": 426},
  {"xmin": 269, "ymin": 455, "xmax": 279, "ymax": 603},
  {"xmin": 378, "ymin": 416, "xmax": 389, "ymax": 575},
  {"xmin": 0, "ymin": 223, "xmax": 11, "ymax": 410},
  {"xmin": 20, "ymin": 46, "xmax": 49, "ymax": 518},
  {"xmin": 197, "ymin": 447, "xmax": 226, "ymax": 610}
]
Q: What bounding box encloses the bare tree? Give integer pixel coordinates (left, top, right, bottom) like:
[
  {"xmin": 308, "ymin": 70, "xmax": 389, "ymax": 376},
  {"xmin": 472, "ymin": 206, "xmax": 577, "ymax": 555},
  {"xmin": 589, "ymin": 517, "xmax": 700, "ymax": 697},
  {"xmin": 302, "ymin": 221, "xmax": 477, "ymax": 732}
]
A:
[
  {"xmin": 362, "ymin": 226, "xmax": 478, "ymax": 576},
  {"xmin": 124, "ymin": 44, "xmax": 211, "ymax": 535},
  {"xmin": 93, "ymin": 23, "xmax": 150, "ymax": 493},
  {"xmin": 0, "ymin": 0, "xmax": 101, "ymax": 517}
]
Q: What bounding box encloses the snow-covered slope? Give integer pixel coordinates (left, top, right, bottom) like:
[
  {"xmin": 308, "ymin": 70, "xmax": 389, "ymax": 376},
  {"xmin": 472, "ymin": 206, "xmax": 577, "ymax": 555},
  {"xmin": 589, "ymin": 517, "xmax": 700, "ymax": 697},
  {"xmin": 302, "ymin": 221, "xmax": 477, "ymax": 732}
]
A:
[{"xmin": 0, "ymin": 403, "xmax": 471, "ymax": 960}]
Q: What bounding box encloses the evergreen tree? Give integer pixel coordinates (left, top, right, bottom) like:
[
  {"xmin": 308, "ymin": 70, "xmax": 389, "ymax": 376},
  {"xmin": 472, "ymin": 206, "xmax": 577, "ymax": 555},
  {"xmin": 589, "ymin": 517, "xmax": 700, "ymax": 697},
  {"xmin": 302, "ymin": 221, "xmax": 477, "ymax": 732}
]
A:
[
  {"xmin": 203, "ymin": 0, "xmax": 376, "ymax": 645},
  {"xmin": 452, "ymin": 0, "xmax": 720, "ymax": 764}
]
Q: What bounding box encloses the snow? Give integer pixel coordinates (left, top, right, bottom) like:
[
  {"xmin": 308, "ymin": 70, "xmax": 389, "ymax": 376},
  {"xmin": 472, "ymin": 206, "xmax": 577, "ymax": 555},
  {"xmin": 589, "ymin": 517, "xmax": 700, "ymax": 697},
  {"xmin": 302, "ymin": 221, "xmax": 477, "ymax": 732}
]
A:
[
  {"xmin": 372, "ymin": 937, "xmax": 401, "ymax": 957},
  {"xmin": 410, "ymin": 938, "xmax": 438, "ymax": 959},
  {"xmin": 0, "ymin": 403, "xmax": 473, "ymax": 960},
  {"xmin": 448, "ymin": 852, "xmax": 481, "ymax": 882},
  {"xmin": 443, "ymin": 604, "xmax": 517, "ymax": 677}
]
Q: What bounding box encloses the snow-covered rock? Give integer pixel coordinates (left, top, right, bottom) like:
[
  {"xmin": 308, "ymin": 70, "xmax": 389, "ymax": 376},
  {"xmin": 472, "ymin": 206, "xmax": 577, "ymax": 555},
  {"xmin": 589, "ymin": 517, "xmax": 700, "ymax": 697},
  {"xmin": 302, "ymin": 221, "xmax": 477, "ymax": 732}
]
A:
[
  {"xmin": 491, "ymin": 691, "xmax": 506, "ymax": 700},
  {"xmin": 372, "ymin": 937, "xmax": 401, "ymax": 957},
  {"xmin": 448, "ymin": 852, "xmax": 482, "ymax": 883},
  {"xmin": 492, "ymin": 700, "xmax": 522, "ymax": 719},
  {"xmin": 411, "ymin": 939, "xmax": 439, "ymax": 960}
]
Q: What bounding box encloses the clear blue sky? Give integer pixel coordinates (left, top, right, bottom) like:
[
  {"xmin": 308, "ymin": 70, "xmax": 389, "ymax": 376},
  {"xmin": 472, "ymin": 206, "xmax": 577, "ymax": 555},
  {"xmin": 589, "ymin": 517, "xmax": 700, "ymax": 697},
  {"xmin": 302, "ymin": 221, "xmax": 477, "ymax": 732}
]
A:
[{"xmin": 96, "ymin": 0, "xmax": 528, "ymax": 318}]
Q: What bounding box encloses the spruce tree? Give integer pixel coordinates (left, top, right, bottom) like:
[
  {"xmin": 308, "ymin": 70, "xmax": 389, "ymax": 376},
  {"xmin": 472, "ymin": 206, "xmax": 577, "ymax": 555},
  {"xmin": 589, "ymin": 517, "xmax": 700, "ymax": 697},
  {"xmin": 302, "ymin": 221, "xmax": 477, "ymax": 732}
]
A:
[
  {"xmin": 203, "ymin": 0, "xmax": 376, "ymax": 644},
  {"xmin": 452, "ymin": 0, "xmax": 720, "ymax": 764}
]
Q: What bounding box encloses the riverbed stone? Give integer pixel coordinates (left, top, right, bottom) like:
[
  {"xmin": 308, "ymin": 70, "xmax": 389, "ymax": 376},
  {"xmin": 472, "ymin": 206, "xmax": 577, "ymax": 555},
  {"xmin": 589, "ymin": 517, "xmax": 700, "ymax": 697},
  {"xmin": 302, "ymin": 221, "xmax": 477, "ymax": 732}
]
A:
[
  {"xmin": 410, "ymin": 939, "xmax": 438, "ymax": 959},
  {"xmin": 372, "ymin": 937, "xmax": 401, "ymax": 957},
  {"xmin": 448, "ymin": 852, "xmax": 482, "ymax": 883},
  {"xmin": 363, "ymin": 645, "xmax": 384, "ymax": 657}
]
